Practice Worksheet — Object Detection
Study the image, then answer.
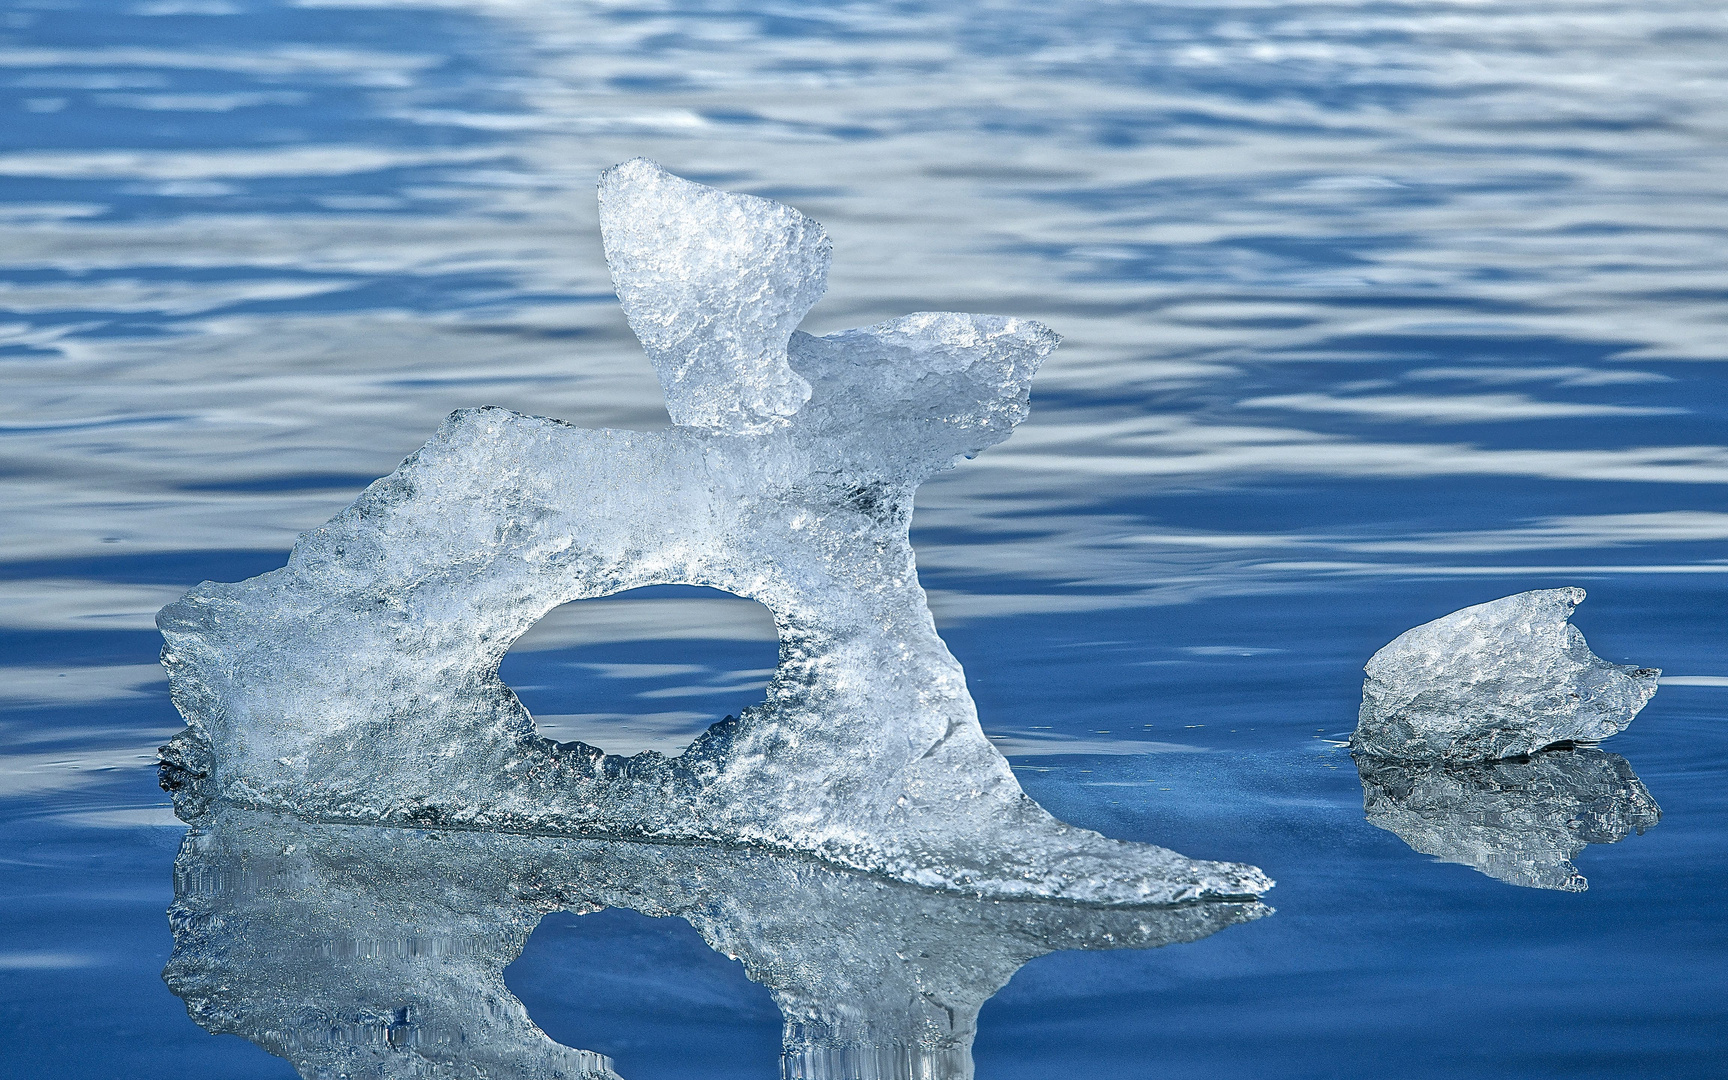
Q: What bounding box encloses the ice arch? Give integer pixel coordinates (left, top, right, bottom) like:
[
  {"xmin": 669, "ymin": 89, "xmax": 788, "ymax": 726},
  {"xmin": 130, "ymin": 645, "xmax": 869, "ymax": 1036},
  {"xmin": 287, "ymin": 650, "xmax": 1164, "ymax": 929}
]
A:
[
  {"xmin": 156, "ymin": 159, "xmax": 1270, "ymax": 906},
  {"xmin": 501, "ymin": 586, "xmax": 780, "ymax": 758}
]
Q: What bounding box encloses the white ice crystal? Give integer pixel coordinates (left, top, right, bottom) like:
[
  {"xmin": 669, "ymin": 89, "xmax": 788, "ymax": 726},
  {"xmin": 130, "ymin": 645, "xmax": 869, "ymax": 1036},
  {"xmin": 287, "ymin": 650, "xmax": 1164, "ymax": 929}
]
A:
[
  {"xmin": 1351, "ymin": 587, "xmax": 1660, "ymax": 762},
  {"xmin": 157, "ymin": 159, "xmax": 1270, "ymax": 907},
  {"xmin": 166, "ymin": 808, "xmax": 1268, "ymax": 1080}
]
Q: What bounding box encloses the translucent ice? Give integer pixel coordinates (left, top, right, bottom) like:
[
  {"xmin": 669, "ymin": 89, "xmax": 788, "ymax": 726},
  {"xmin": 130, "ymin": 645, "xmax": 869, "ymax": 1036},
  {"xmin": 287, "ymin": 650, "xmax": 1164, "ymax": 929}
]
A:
[
  {"xmin": 1350, "ymin": 588, "xmax": 1660, "ymax": 762},
  {"xmin": 167, "ymin": 808, "xmax": 1269, "ymax": 1079},
  {"xmin": 157, "ymin": 160, "xmax": 1270, "ymax": 906},
  {"xmin": 1355, "ymin": 747, "xmax": 1660, "ymax": 891},
  {"xmin": 598, "ymin": 158, "xmax": 825, "ymax": 433}
]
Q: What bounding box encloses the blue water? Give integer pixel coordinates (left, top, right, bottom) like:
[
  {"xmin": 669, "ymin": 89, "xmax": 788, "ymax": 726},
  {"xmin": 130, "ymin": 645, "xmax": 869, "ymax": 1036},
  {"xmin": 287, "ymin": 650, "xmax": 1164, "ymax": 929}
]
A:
[{"xmin": 2, "ymin": 0, "xmax": 1725, "ymax": 1076}]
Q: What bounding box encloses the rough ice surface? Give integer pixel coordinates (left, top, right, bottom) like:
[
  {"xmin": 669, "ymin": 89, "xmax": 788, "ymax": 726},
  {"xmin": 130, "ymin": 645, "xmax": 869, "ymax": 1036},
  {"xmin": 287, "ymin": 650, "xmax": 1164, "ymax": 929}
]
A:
[
  {"xmin": 599, "ymin": 158, "xmax": 825, "ymax": 433},
  {"xmin": 157, "ymin": 159, "xmax": 1270, "ymax": 907},
  {"xmin": 1355, "ymin": 747, "xmax": 1660, "ymax": 891},
  {"xmin": 1350, "ymin": 588, "xmax": 1660, "ymax": 762},
  {"xmin": 167, "ymin": 808, "xmax": 1268, "ymax": 1079}
]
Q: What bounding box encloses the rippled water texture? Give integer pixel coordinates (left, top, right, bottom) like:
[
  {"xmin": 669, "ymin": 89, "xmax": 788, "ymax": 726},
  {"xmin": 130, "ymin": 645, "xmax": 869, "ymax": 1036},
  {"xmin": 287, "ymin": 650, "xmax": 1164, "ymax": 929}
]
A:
[{"xmin": 2, "ymin": 2, "xmax": 1724, "ymax": 1077}]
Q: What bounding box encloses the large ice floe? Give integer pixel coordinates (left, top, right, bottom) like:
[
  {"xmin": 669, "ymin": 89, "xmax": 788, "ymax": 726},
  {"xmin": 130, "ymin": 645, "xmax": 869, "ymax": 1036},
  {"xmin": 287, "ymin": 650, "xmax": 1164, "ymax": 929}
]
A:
[
  {"xmin": 167, "ymin": 808, "xmax": 1268, "ymax": 1079},
  {"xmin": 1354, "ymin": 748, "xmax": 1660, "ymax": 891},
  {"xmin": 1350, "ymin": 588, "xmax": 1660, "ymax": 763},
  {"xmin": 156, "ymin": 158, "xmax": 1269, "ymax": 906}
]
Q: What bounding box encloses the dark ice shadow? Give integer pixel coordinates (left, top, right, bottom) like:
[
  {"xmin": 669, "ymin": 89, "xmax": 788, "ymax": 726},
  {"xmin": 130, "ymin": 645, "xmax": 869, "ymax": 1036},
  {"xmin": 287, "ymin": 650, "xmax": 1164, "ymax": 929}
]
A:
[
  {"xmin": 1354, "ymin": 745, "xmax": 1661, "ymax": 891},
  {"xmin": 164, "ymin": 809, "xmax": 1268, "ymax": 1079}
]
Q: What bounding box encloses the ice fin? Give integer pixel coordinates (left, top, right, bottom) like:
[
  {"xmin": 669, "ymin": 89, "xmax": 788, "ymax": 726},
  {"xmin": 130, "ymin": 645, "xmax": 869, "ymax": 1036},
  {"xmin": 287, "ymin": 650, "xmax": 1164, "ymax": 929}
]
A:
[
  {"xmin": 599, "ymin": 158, "xmax": 826, "ymax": 432},
  {"xmin": 1351, "ymin": 588, "xmax": 1660, "ymax": 762},
  {"xmin": 790, "ymin": 312, "xmax": 1057, "ymax": 481}
]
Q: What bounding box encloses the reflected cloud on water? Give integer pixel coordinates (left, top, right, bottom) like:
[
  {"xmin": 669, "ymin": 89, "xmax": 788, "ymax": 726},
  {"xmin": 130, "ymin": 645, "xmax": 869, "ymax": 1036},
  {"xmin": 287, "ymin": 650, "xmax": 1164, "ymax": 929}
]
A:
[
  {"xmin": 166, "ymin": 809, "xmax": 1267, "ymax": 1079},
  {"xmin": 2, "ymin": 0, "xmax": 1726, "ymax": 605}
]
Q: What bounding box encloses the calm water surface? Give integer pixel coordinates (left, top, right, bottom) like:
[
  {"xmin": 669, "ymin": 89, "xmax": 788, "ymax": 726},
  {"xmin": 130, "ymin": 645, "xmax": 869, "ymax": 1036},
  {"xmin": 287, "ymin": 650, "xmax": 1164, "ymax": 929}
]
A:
[{"xmin": 2, "ymin": 1, "xmax": 1724, "ymax": 1077}]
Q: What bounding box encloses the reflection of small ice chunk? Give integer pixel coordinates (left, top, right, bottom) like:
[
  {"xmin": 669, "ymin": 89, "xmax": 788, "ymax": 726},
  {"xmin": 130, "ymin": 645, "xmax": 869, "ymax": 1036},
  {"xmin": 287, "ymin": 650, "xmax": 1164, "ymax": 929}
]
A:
[
  {"xmin": 1355, "ymin": 747, "xmax": 1660, "ymax": 891},
  {"xmin": 1351, "ymin": 588, "xmax": 1660, "ymax": 762}
]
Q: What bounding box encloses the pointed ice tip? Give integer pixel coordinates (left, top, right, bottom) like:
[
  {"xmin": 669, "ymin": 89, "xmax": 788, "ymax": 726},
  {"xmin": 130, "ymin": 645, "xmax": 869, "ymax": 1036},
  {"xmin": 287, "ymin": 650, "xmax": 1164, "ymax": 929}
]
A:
[
  {"xmin": 597, "ymin": 158, "xmax": 826, "ymax": 432},
  {"xmin": 598, "ymin": 155, "xmax": 659, "ymax": 183},
  {"xmin": 597, "ymin": 156, "xmax": 677, "ymax": 197}
]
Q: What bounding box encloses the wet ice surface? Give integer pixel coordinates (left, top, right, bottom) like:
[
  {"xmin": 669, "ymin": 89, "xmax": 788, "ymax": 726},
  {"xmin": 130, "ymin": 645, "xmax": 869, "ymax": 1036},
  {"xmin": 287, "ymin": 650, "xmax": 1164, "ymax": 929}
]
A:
[
  {"xmin": 1347, "ymin": 588, "xmax": 1666, "ymax": 890},
  {"xmin": 3, "ymin": 0, "xmax": 1728, "ymax": 1077},
  {"xmin": 157, "ymin": 162, "xmax": 1267, "ymax": 905},
  {"xmin": 1352, "ymin": 588, "xmax": 1661, "ymax": 762}
]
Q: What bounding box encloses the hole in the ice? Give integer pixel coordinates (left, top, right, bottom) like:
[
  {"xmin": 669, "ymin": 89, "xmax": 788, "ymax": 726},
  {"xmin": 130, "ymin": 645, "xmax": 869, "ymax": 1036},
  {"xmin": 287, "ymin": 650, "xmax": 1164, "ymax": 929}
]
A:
[
  {"xmin": 499, "ymin": 585, "xmax": 781, "ymax": 758},
  {"xmin": 505, "ymin": 907, "xmax": 782, "ymax": 1078}
]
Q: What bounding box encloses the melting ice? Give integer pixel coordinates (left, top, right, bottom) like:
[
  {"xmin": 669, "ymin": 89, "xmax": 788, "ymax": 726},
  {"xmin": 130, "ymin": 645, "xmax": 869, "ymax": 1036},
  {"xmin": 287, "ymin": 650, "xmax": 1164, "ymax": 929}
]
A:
[
  {"xmin": 1348, "ymin": 587, "xmax": 1662, "ymax": 889},
  {"xmin": 1351, "ymin": 588, "xmax": 1660, "ymax": 762},
  {"xmin": 156, "ymin": 159, "xmax": 1270, "ymax": 906}
]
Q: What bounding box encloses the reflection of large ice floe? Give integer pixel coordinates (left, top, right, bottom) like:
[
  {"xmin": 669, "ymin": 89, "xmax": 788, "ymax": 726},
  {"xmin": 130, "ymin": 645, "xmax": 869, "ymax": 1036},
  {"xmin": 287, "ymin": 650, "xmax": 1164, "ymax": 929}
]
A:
[
  {"xmin": 1350, "ymin": 588, "xmax": 1660, "ymax": 762},
  {"xmin": 1355, "ymin": 747, "xmax": 1660, "ymax": 891},
  {"xmin": 156, "ymin": 159, "xmax": 1269, "ymax": 905},
  {"xmin": 167, "ymin": 809, "xmax": 1269, "ymax": 1079}
]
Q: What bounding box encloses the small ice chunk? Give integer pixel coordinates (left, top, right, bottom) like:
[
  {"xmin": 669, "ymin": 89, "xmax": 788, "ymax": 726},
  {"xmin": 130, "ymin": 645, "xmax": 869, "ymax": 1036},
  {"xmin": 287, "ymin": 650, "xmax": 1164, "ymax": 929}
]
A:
[
  {"xmin": 1355, "ymin": 746, "xmax": 1660, "ymax": 891},
  {"xmin": 1351, "ymin": 588, "xmax": 1659, "ymax": 762}
]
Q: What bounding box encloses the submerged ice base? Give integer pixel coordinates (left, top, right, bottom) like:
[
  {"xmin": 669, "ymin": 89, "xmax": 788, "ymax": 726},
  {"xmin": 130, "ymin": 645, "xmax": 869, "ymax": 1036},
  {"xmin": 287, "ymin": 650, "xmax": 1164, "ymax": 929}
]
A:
[
  {"xmin": 156, "ymin": 160, "xmax": 1269, "ymax": 906},
  {"xmin": 1350, "ymin": 588, "xmax": 1660, "ymax": 762}
]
